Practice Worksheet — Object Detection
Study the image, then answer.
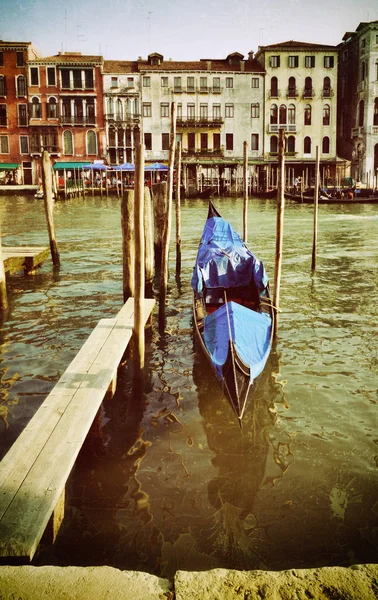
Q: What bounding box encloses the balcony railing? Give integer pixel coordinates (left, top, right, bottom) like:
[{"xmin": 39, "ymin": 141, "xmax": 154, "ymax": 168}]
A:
[
  {"xmin": 30, "ymin": 144, "xmax": 60, "ymax": 154},
  {"xmin": 176, "ymin": 116, "xmax": 223, "ymax": 127},
  {"xmin": 182, "ymin": 147, "xmax": 224, "ymax": 157},
  {"xmin": 303, "ymin": 88, "xmax": 314, "ymax": 98},
  {"xmin": 268, "ymin": 124, "xmax": 297, "ymax": 133},
  {"xmin": 60, "ymin": 115, "xmax": 96, "ymax": 126},
  {"xmin": 322, "ymin": 88, "xmax": 334, "ymax": 98},
  {"xmin": 106, "ymin": 113, "xmax": 140, "ymax": 123},
  {"xmin": 287, "ymin": 88, "xmax": 298, "ymax": 98},
  {"xmin": 352, "ymin": 126, "xmax": 364, "ymax": 137},
  {"xmin": 370, "ymin": 125, "xmax": 378, "ymax": 135}
]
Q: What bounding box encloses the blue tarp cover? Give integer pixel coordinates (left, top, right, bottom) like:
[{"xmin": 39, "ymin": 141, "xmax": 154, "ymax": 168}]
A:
[
  {"xmin": 191, "ymin": 216, "xmax": 268, "ymax": 293},
  {"xmin": 204, "ymin": 301, "xmax": 272, "ymax": 382}
]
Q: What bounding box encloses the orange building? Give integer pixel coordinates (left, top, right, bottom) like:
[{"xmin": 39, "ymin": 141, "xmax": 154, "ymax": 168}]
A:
[{"xmin": 0, "ymin": 40, "xmax": 40, "ymax": 184}]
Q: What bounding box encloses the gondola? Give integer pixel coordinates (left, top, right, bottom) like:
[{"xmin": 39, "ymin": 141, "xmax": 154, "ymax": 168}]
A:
[{"xmin": 191, "ymin": 201, "xmax": 274, "ymax": 421}]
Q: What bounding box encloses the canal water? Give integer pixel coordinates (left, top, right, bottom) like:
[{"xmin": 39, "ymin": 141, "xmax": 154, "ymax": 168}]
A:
[{"xmin": 0, "ymin": 194, "xmax": 377, "ymax": 578}]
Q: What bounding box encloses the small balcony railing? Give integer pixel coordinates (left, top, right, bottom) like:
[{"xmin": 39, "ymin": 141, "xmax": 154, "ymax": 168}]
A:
[
  {"xmin": 287, "ymin": 88, "xmax": 298, "ymax": 98},
  {"xmin": 176, "ymin": 116, "xmax": 223, "ymax": 127},
  {"xmin": 182, "ymin": 147, "xmax": 224, "ymax": 157},
  {"xmin": 60, "ymin": 115, "xmax": 96, "ymax": 126},
  {"xmin": 106, "ymin": 113, "xmax": 140, "ymax": 123},
  {"xmin": 30, "ymin": 144, "xmax": 60, "ymax": 154},
  {"xmin": 303, "ymin": 88, "xmax": 314, "ymax": 98},
  {"xmin": 268, "ymin": 124, "xmax": 297, "ymax": 133},
  {"xmin": 322, "ymin": 88, "xmax": 334, "ymax": 98}
]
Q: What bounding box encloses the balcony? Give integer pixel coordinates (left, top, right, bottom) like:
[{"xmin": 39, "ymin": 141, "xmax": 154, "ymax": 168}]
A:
[
  {"xmin": 198, "ymin": 86, "xmax": 209, "ymax": 94},
  {"xmin": 182, "ymin": 147, "xmax": 224, "ymax": 157},
  {"xmin": 60, "ymin": 115, "xmax": 96, "ymax": 126},
  {"xmin": 176, "ymin": 116, "xmax": 223, "ymax": 128},
  {"xmin": 303, "ymin": 88, "xmax": 314, "ymax": 98},
  {"xmin": 30, "ymin": 144, "xmax": 60, "ymax": 154},
  {"xmin": 269, "ymin": 90, "xmax": 281, "ymax": 99},
  {"xmin": 268, "ymin": 124, "xmax": 297, "ymax": 133},
  {"xmin": 322, "ymin": 88, "xmax": 334, "ymax": 98},
  {"xmin": 287, "ymin": 88, "xmax": 298, "ymax": 98},
  {"xmin": 370, "ymin": 125, "xmax": 378, "ymax": 135},
  {"xmin": 106, "ymin": 113, "xmax": 140, "ymax": 124}
]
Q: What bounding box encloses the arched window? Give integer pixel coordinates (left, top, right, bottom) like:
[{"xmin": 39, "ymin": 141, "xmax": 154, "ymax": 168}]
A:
[
  {"xmin": 288, "ymin": 104, "xmax": 296, "ymax": 124},
  {"xmin": 287, "ymin": 135, "xmax": 295, "ymax": 153},
  {"xmin": 279, "ymin": 104, "xmax": 287, "ymax": 124},
  {"xmin": 376, "ymin": 60, "xmax": 378, "ymax": 82},
  {"xmin": 288, "ymin": 76, "xmax": 296, "ymax": 96},
  {"xmin": 374, "ymin": 98, "xmax": 378, "ymax": 126},
  {"xmin": 304, "ymin": 77, "xmax": 312, "ymax": 97},
  {"xmin": 63, "ymin": 130, "xmax": 73, "ymax": 155},
  {"xmin": 116, "ymin": 99, "xmax": 123, "ymax": 119},
  {"xmin": 322, "ymin": 136, "xmax": 330, "ymax": 154},
  {"xmin": 107, "ymin": 97, "xmax": 114, "ymax": 117},
  {"xmin": 0, "ymin": 75, "xmax": 6, "ymax": 97},
  {"xmin": 86, "ymin": 130, "xmax": 97, "ymax": 155},
  {"xmin": 323, "ymin": 104, "xmax": 330, "ymax": 126},
  {"xmin": 304, "ymin": 104, "xmax": 311, "ymax": 126},
  {"xmin": 323, "ymin": 76, "xmax": 331, "ymax": 96},
  {"xmin": 270, "ymin": 136, "xmax": 278, "ymax": 153},
  {"xmin": 374, "ymin": 143, "xmax": 378, "ymax": 172},
  {"xmin": 30, "ymin": 96, "xmax": 41, "ymax": 118},
  {"xmin": 270, "ymin": 104, "xmax": 278, "ymax": 124},
  {"xmin": 47, "ymin": 97, "xmax": 57, "ymax": 119},
  {"xmin": 270, "ymin": 76, "xmax": 278, "ymax": 97},
  {"xmin": 358, "ymin": 100, "xmax": 364, "ymax": 127},
  {"xmin": 304, "ymin": 136, "xmax": 311, "ymax": 154},
  {"xmin": 16, "ymin": 75, "xmax": 26, "ymax": 97}
]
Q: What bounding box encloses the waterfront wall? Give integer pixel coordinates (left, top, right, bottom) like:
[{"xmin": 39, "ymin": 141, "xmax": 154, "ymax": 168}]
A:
[{"xmin": 0, "ymin": 564, "xmax": 377, "ymax": 599}]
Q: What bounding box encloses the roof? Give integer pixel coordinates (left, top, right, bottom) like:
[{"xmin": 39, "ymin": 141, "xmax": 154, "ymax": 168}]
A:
[
  {"xmin": 137, "ymin": 58, "xmax": 265, "ymax": 73},
  {"xmin": 30, "ymin": 53, "xmax": 103, "ymax": 66},
  {"xmin": 257, "ymin": 40, "xmax": 338, "ymax": 53},
  {"xmin": 103, "ymin": 60, "xmax": 139, "ymax": 74}
]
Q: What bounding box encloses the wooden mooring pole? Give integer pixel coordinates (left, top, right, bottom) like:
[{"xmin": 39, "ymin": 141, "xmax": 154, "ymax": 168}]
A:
[
  {"xmin": 134, "ymin": 140, "xmax": 145, "ymax": 370},
  {"xmin": 42, "ymin": 150, "xmax": 60, "ymax": 267},
  {"xmin": 0, "ymin": 231, "xmax": 8, "ymax": 311},
  {"xmin": 311, "ymin": 146, "xmax": 320, "ymax": 272},
  {"xmin": 160, "ymin": 101, "xmax": 176, "ymax": 311},
  {"xmin": 144, "ymin": 186, "xmax": 154, "ymax": 294},
  {"xmin": 243, "ymin": 141, "xmax": 248, "ymax": 243},
  {"xmin": 176, "ymin": 140, "xmax": 182, "ymax": 274},
  {"xmin": 121, "ymin": 190, "xmax": 135, "ymax": 302},
  {"xmin": 273, "ymin": 128, "xmax": 285, "ymax": 338}
]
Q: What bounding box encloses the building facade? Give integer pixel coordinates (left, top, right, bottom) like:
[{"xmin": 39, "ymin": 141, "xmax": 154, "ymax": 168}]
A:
[
  {"xmin": 337, "ymin": 21, "xmax": 378, "ymax": 186},
  {"xmin": 255, "ymin": 41, "xmax": 340, "ymax": 188},
  {"xmin": 0, "ymin": 40, "xmax": 40, "ymax": 184}
]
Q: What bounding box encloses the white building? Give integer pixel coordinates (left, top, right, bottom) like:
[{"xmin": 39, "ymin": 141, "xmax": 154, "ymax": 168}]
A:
[{"xmin": 255, "ymin": 41, "xmax": 341, "ymax": 188}]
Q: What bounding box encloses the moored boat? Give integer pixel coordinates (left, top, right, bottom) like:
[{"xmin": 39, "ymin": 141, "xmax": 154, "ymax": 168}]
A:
[{"xmin": 191, "ymin": 201, "xmax": 274, "ymax": 421}]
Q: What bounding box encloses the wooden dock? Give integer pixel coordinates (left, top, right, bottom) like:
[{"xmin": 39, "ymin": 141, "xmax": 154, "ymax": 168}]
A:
[
  {"xmin": 2, "ymin": 246, "xmax": 50, "ymax": 275},
  {"xmin": 0, "ymin": 297, "xmax": 155, "ymax": 562}
]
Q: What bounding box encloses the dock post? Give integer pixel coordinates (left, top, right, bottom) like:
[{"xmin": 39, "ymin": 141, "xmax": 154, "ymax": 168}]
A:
[
  {"xmin": 243, "ymin": 140, "xmax": 248, "ymax": 243},
  {"xmin": 176, "ymin": 140, "xmax": 182, "ymax": 274},
  {"xmin": 121, "ymin": 190, "xmax": 135, "ymax": 302},
  {"xmin": 151, "ymin": 181, "xmax": 167, "ymax": 273},
  {"xmin": 0, "ymin": 231, "xmax": 8, "ymax": 311},
  {"xmin": 42, "ymin": 150, "xmax": 60, "ymax": 267},
  {"xmin": 144, "ymin": 187, "xmax": 154, "ymax": 294},
  {"xmin": 160, "ymin": 101, "xmax": 176, "ymax": 312},
  {"xmin": 273, "ymin": 128, "xmax": 285, "ymax": 338},
  {"xmin": 134, "ymin": 139, "xmax": 145, "ymax": 370},
  {"xmin": 311, "ymin": 146, "xmax": 320, "ymax": 272}
]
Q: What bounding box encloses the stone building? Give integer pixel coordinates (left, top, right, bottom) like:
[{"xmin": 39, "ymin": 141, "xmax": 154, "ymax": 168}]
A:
[
  {"xmin": 337, "ymin": 21, "xmax": 378, "ymax": 187},
  {"xmin": 255, "ymin": 40, "xmax": 341, "ymax": 189}
]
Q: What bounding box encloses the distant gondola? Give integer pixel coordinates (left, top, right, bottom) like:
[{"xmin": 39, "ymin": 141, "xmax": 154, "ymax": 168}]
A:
[{"xmin": 191, "ymin": 201, "xmax": 274, "ymax": 421}]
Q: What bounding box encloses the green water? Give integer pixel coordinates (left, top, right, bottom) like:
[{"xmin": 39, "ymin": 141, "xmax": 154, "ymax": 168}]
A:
[{"xmin": 0, "ymin": 194, "xmax": 377, "ymax": 577}]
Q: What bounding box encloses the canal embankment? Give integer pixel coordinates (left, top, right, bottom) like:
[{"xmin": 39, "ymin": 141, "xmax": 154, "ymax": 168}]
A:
[{"xmin": 0, "ymin": 564, "xmax": 377, "ymax": 599}]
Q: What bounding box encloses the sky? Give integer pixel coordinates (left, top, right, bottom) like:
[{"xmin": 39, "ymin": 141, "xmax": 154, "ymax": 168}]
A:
[{"xmin": 0, "ymin": 0, "xmax": 378, "ymax": 61}]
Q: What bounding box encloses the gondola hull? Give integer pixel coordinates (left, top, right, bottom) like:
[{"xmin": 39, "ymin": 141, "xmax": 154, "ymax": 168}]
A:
[{"xmin": 191, "ymin": 202, "xmax": 274, "ymax": 420}]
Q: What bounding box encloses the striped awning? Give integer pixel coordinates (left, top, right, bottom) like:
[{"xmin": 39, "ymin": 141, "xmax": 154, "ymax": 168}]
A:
[{"xmin": 0, "ymin": 163, "xmax": 20, "ymax": 170}]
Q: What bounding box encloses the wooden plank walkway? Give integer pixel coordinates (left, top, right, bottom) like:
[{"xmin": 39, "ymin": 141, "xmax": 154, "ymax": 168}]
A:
[
  {"xmin": 2, "ymin": 247, "xmax": 50, "ymax": 275},
  {"xmin": 0, "ymin": 297, "xmax": 155, "ymax": 562}
]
